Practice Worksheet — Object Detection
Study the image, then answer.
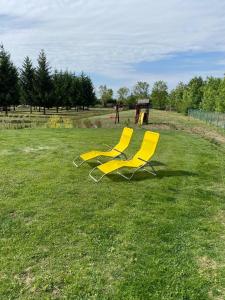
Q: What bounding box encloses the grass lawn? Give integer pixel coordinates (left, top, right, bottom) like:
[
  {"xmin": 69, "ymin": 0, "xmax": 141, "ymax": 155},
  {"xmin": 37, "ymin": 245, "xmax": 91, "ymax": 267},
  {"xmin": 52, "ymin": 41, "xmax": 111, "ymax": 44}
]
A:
[{"xmin": 0, "ymin": 127, "xmax": 225, "ymax": 299}]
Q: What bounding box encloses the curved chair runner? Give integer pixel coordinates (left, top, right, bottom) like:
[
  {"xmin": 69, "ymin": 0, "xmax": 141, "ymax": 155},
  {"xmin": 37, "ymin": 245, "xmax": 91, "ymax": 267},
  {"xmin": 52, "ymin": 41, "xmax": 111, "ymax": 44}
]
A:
[
  {"xmin": 73, "ymin": 127, "xmax": 133, "ymax": 167},
  {"xmin": 89, "ymin": 131, "xmax": 160, "ymax": 183}
]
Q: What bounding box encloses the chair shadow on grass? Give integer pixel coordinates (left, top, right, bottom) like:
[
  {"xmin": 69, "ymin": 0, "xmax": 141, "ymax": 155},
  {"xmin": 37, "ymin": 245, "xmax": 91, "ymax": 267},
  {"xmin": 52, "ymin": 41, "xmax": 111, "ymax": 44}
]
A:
[
  {"xmin": 109, "ymin": 159, "xmax": 196, "ymax": 182},
  {"xmin": 108, "ymin": 169, "xmax": 197, "ymax": 182},
  {"xmin": 86, "ymin": 160, "xmax": 197, "ymax": 182}
]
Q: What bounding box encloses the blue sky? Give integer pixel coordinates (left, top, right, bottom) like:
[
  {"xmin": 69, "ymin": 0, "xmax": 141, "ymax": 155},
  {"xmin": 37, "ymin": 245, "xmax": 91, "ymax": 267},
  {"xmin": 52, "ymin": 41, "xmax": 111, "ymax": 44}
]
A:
[
  {"xmin": 134, "ymin": 52, "xmax": 225, "ymax": 74},
  {"xmin": 1, "ymin": 0, "xmax": 225, "ymax": 92}
]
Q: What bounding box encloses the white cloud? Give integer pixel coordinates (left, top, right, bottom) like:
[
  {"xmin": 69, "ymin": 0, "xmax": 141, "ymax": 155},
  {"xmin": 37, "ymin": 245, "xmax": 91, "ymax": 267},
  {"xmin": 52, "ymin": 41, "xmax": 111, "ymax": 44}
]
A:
[{"xmin": 1, "ymin": 0, "xmax": 225, "ymax": 89}]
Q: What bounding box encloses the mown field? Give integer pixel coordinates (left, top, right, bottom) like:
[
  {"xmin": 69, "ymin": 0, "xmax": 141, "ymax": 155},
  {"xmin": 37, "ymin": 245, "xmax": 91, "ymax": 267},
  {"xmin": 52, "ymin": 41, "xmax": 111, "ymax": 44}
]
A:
[{"xmin": 0, "ymin": 110, "xmax": 225, "ymax": 299}]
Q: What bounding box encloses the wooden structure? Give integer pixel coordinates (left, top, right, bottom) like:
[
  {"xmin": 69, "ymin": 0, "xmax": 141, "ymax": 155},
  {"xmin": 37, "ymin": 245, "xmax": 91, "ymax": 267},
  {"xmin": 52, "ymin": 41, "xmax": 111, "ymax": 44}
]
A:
[
  {"xmin": 115, "ymin": 103, "xmax": 123, "ymax": 124},
  {"xmin": 135, "ymin": 99, "xmax": 150, "ymax": 125}
]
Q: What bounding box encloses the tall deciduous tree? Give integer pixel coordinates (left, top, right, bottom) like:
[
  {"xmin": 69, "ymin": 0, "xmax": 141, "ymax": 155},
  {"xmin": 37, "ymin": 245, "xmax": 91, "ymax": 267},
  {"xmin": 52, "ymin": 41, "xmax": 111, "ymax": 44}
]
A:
[
  {"xmin": 169, "ymin": 82, "xmax": 187, "ymax": 112},
  {"xmin": 151, "ymin": 80, "xmax": 168, "ymax": 110},
  {"xmin": 186, "ymin": 77, "xmax": 204, "ymax": 110},
  {"xmin": 127, "ymin": 93, "xmax": 137, "ymax": 108},
  {"xmin": 171, "ymin": 77, "xmax": 204, "ymax": 114},
  {"xmin": 117, "ymin": 87, "xmax": 130, "ymax": 103},
  {"xmin": 202, "ymin": 77, "xmax": 221, "ymax": 112},
  {"xmin": 99, "ymin": 85, "xmax": 113, "ymax": 107},
  {"xmin": 0, "ymin": 44, "xmax": 19, "ymax": 115},
  {"xmin": 20, "ymin": 56, "xmax": 36, "ymax": 113},
  {"xmin": 34, "ymin": 50, "xmax": 52, "ymax": 115},
  {"xmin": 216, "ymin": 78, "xmax": 225, "ymax": 112},
  {"xmin": 133, "ymin": 81, "xmax": 149, "ymax": 99}
]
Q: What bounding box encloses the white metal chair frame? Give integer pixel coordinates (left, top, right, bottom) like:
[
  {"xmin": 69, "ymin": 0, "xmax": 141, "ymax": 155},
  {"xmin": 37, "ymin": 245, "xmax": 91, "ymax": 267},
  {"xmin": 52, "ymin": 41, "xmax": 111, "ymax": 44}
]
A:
[
  {"xmin": 89, "ymin": 157, "xmax": 157, "ymax": 183},
  {"xmin": 73, "ymin": 144, "xmax": 127, "ymax": 168}
]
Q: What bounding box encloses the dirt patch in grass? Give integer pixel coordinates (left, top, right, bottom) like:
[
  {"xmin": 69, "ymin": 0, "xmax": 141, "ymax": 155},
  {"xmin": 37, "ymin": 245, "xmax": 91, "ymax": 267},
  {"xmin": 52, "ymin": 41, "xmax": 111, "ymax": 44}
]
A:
[
  {"xmin": 197, "ymin": 256, "xmax": 218, "ymax": 274},
  {"xmin": 208, "ymin": 289, "xmax": 225, "ymax": 300},
  {"xmin": 186, "ymin": 127, "xmax": 225, "ymax": 145},
  {"xmin": 22, "ymin": 146, "xmax": 54, "ymax": 153},
  {"xmin": 197, "ymin": 256, "xmax": 221, "ymax": 299},
  {"xmin": 0, "ymin": 149, "xmax": 13, "ymax": 156},
  {"xmin": 215, "ymin": 211, "xmax": 225, "ymax": 227},
  {"xmin": 15, "ymin": 267, "xmax": 35, "ymax": 289}
]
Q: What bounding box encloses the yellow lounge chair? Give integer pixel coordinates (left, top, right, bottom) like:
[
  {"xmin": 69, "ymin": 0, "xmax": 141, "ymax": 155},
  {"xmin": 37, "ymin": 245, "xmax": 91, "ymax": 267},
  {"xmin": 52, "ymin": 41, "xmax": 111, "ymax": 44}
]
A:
[
  {"xmin": 73, "ymin": 127, "xmax": 133, "ymax": 167},
  {"xmin": 89, "ymin": 131, "xmax": 160, "ymax": 182}
]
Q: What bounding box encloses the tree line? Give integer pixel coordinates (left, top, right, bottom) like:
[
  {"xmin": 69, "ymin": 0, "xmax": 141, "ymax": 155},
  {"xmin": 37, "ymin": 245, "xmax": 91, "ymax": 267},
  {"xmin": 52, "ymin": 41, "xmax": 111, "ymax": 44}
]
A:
[
  {"xmin": 99, "ymin": 77, "xmax": 225, "ymax": 114},
  {"xmin": 1, "ymin": 43, "xmax": 225, "ymax": 115},
  {"xmin": 0, "ymin": 45, "xmax": 96, "ymax": 115}
]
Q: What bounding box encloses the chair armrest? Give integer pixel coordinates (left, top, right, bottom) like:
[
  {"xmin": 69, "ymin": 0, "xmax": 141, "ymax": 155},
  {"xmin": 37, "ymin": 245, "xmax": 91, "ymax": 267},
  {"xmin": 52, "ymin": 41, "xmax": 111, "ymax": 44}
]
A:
[
  {"xmin": 114, "ymin": 148, "xmax": 124, "ymax": 154},
  {"xmin": 137, "ymin": 157, "xmax": 149, "ymax": 163},
  {"xmin": 113, "ymin": 148, "xmax": 127, "ymax": 158}
]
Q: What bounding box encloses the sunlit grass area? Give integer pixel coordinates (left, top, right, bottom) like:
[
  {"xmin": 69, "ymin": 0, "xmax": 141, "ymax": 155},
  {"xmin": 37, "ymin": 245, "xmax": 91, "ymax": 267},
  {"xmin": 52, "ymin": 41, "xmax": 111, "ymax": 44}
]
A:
[{"xmin": 0, "ymin": 126, "xmax": 225, "ymax": 299}]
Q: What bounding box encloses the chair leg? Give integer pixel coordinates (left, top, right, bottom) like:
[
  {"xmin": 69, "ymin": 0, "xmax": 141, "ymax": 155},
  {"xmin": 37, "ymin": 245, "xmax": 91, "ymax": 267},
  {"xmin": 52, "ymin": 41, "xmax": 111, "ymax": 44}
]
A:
[
  {"xmin": 73, "ymin": 155, "xmax": 104, "ymax": 167},
  {"xmin": 97, "ymin": 158, "xmax": 103, "ymax": 164},
  {"xmin": 143, "ymin": 168, "xmax": 156, "ymax": 176},
  {"xmin": 73, "ymin": 156, "xmax": 86, "ymax": 168},
  {"xmin": 117, "ymin": 167, "xmax": 142, "ymax": 181},
  {"xmin": 117, "ymin": 163, "xmax": 157, "ymax": 181},
  {"xmin": 145, "ymin": 162, "xmax": 157, "ymax": 176},
  {"xmin": 116, "ymin": 171, "xmax": 131, "ymax": 180},
  {"xmin": 90, "ymin": 162, "xmax": 157, "ymax": 183},
  {"xmin": 89, "ymin": 167, "xmax": 106, "ymax": 183},
  {"xmin": 121, "ymin": 153, "xmax": 127, "ymax": 160}
]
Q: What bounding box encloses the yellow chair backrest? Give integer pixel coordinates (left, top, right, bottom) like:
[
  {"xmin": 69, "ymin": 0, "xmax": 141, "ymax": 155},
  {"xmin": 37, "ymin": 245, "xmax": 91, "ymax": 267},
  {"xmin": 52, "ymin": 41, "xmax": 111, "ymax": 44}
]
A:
[
  {"xmin": 113, "ymin": 127, "xmax": 133, "ymax": 152},
  {"xmin": 133, "ymin": 131, "xmax": 160, "ymax": 163}
]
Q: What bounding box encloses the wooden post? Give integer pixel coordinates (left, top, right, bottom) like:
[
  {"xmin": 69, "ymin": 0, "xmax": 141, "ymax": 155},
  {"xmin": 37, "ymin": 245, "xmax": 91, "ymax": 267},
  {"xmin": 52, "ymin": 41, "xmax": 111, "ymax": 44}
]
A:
[{"xmin": 115, "ymin": 104, "xmax": 120, "ymax": 124}]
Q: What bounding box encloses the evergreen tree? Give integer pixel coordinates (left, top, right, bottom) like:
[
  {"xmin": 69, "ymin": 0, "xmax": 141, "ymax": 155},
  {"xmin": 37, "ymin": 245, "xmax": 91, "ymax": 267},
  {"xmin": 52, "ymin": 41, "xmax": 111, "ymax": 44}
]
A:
[
  {"xmin": 20, "ymin": 56, "xmax": 36, "ymax": 113},
  {"xmin": 79, "ymin": 73, "xmax": 96, "ymax": 109},
  {"xmin": 62, "ymin": 71, "xmax": 73, "ymax": 110},
  {"xmin": 0, "ymin": 44, "xmax": 19, "ymax": 115},
  {"xmin": 151, "ymin": 80, "xmax": 168, "ymax": 110},
  {"xmin": 34, "ymin": 50, "xmax": 52, "ymax": 115},
  {"xmin": 52, "ymin": 70, "xmax": 65, "ymax": 113},
  {"xmin": 71, "ymin": 75, "xmax": 80, "ymax": 110},
  {"xmin": 86, "ymin": 75, "xmax": 97, "ymax": 107},
  {"xmin": 52, "ymin": 71, "xmax": 63, "ymax": 113}
]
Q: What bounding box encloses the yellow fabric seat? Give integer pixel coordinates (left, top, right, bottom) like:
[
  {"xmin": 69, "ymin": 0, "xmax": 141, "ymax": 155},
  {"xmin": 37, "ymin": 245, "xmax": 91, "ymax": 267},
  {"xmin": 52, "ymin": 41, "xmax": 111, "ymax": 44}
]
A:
[
  {"xmin": 80, "ymin": 149, "xmax": 122, "ymax": 161},
  {"xmin": 89, "ymin": 131, "xmax": 160, "ymax": 182},
  {"xmin": 73, "ymin": 127, "xmax": 133, "ymax": 167},
  {"xmin": 97, "ymin": 158, "xmax": 142, "ymax": 174}
]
